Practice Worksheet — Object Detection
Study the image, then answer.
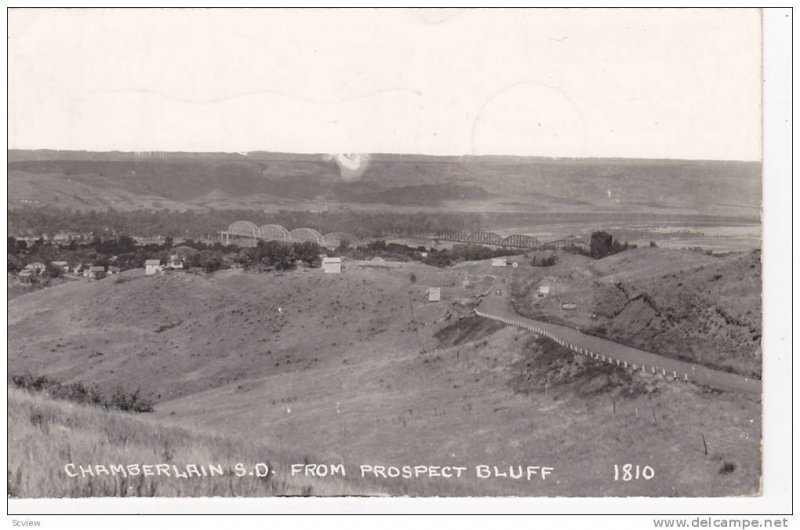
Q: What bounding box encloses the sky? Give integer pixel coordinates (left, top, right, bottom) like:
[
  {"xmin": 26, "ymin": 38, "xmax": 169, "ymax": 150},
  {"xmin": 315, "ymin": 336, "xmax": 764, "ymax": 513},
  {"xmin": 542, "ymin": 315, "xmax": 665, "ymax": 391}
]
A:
[{"xmin": 8, "ymin": 8, "xmax": 762, "ymax": 160}]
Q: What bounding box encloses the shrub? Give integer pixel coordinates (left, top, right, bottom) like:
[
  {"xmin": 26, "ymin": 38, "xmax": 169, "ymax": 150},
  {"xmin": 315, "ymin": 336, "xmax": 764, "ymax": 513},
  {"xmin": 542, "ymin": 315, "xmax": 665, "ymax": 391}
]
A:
[
  {"xmin": 11, "ymin": 373, "xmax": 50, "ymax": 391},
  {"xmin": 10, "ymin": 372, "xmax": 154, "ymax": 413},
  {"xmin": 44, "ymin": 263, "xmax": 63, "ymax": 278},
  {"xmin": 531, "ymin": 255, "xmax": 557, "ymax": 267},
  {"xmin": 109, "ymin": 388, "xmax": 154, "ymax": 413}
]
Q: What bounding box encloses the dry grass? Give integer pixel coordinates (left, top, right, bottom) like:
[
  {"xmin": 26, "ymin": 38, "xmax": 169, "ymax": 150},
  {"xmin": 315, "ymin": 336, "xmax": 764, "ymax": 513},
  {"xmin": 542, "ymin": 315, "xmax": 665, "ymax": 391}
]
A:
[
  {"xmin": 8, "ymin": 387, "xmax": 390, "ymax": 498},
  {"xmin": 9, "ymin": 256, "xmax": 762, "ymax": 497}
]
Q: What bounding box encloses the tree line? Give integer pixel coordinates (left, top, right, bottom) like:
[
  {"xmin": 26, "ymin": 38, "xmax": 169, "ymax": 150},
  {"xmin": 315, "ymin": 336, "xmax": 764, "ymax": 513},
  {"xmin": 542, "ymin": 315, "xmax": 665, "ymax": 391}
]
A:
[{"xmin": 8, "ymin": 206, "xmax": 485, "ymax": 240}]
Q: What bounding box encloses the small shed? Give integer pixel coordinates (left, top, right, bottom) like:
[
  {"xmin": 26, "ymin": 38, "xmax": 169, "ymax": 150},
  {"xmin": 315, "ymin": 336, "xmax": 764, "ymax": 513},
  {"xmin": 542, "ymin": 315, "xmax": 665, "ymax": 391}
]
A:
[
  {"xmin": 427, "ymin": 287, "xmax": 441, "ymax": 302},
  {"xmin": 145, "ymin": 260, "xmax": 163, "ymax": 275},
  {"xmin": 538, "ymin": 285, "xmax": 551, "ymax": 297},
  {"xmin": 86, "ymin": 266, "xmax": 106, "ymax": 280},
  {"xmin": 17, "ymin": 270, "xmax": 33, "ymax": 284},
  {"xmin": 562, "ymin": 302, "xmax": 577, "ymax": 311},
  {"xmin": 322, "ymin": 257, "xmax": 342, "ymax": 274},
  {"xmin": 491, "ymin": 258, "xmax": 508, "ymax": 267}
]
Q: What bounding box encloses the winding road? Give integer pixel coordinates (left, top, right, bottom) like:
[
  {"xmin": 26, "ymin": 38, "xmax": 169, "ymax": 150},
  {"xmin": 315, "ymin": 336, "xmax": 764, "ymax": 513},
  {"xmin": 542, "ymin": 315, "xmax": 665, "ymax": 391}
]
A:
[{"xmin": 475, "ymin": 275, "xmax": 761, "ymax": 396}]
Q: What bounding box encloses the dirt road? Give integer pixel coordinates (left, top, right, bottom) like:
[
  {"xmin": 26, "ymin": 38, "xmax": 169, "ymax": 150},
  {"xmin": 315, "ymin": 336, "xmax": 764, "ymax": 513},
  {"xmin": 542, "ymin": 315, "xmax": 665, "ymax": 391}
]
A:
[{"xmin": 476, "ymin": 277, "xmax": 761, "ymax": 396}]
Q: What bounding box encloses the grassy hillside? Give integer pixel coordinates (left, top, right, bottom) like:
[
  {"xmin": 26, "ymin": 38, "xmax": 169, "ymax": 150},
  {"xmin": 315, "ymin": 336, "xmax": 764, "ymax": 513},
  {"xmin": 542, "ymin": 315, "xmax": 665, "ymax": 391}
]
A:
[
  {"xmin": 511, "ymin": 248, "xmax": 762, "ymax": 378},
  {"xmin": 9, "ymin": 257, "xmax": 761, "ymax": 496},
  {"xmin": 8, "ymin": 387, "xmax": 390, "ymax": 498},
  {"xmin": 8, "ymin": 150, "xmax": 760, "ymax": 217},
  {"xmin": 9, "ymin": 263, "xmax": 492, "ymax": 400}
]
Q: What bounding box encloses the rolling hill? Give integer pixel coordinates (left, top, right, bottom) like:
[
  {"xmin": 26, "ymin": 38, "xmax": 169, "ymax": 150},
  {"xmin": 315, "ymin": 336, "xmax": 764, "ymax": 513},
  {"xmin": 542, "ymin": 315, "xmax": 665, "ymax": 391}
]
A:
[
  {"xmin": 8, "ymin": 255, "xmax": 761, "ymax": 496},
  {"xmin": 8, "ymin": 150, "xmax": 761, "ymax": 217}
]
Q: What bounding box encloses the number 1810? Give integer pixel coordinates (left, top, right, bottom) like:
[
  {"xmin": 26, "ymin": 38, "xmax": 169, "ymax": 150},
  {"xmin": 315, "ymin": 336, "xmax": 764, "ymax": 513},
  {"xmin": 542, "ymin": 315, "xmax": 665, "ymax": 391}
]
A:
[{"xmin": 614, "ymin": 464, "xmax": 655, "ymax": 481}]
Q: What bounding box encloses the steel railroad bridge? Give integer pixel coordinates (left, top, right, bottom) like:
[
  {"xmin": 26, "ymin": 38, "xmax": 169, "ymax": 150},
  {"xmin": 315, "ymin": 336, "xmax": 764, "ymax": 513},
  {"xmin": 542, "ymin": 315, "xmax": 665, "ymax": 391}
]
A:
[{"xmin": 219, "ymin": 222, "xmax": 360, "ymax": 249}]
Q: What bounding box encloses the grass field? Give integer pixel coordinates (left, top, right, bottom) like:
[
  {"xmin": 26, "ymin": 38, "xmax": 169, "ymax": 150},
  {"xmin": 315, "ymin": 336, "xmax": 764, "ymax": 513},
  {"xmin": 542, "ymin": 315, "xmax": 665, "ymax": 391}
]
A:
[
  {"xmin": 9, "ymin": 387, "xmax": 397, "ymax": 498},
  {"xmin": 8, "ymin": 252, "xmax": 762, "ymax": 497}
]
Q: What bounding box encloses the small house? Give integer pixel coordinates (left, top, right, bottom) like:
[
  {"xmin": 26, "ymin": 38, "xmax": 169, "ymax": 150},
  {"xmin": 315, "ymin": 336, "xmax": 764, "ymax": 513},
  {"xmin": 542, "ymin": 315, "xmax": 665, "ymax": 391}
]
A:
[
  {"xmin": 25, "ymin": 262, "xmax": 46, "ymax": 274},
  {"xmin": 17, "ymin": 270, "xmax": 33, "ymax": 284},
  {"xmin": 73, "ymin": 264, "xmax": 86, "ymax": 274},
  {"xmin": 167, "ymin": 255, "xmax": 184, "ymax": 270},
  {"xmin": 107, "ymin": 266, "xmax": 121, "ymax": 275},
  {"xmin": 145, "ymin": 260, "xmax": 163, "ymax": 275},
  {"xmin": 537, "ymin": 285, "xmax": 551, "ymax": 297},
  {"xmin": 562, "ymin": 302, "xmax": 577, "ymax": 311},
  {"xmin": 322, "ymin": 257, "xmax": 342, "ymax": 274},
  {"xmin": 491, "ymin": 258, "xmax": 508, "ymax": 267},
  {"xmin": 51, "ymin": 261, "xmax": 69, "ymax": 273},
  {"xmin": 427, "ymin": 287, "xmax": 441, "ymax": 302},
  {"xmin": 86, "ymin": 266, "xmax": 106, "ymax": 280}
]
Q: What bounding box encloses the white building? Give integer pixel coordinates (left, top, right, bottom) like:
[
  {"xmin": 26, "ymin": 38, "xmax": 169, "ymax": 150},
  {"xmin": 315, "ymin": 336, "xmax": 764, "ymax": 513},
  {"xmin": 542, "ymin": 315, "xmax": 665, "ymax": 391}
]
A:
[
  {"xmin": 322, "ymin": 257, "xmax": 342, "ymax": 274},
  {"xmin": 85, "ymin": 266, "xmax": 106, "ymax": 280},
  {"xmin": 24, "ymin": 262, "xmax": 46, "ymax": 274},
  {"xmin": 145, "ymin": 260, "xmax": 163, "ymax": 275},
  {"xmin": 538, "ymin": 285, "xmax": 551, "ymax": 297},
  {"xmin": 491, "ymin": 258, "xmax": 508, "ymax": 267},
  {"xmin": 428, "ymin": 287, "xmax": 441, "ymax": 302},
  {"xmin": 51, "ymin": 261, "xmax": 69, "ymax": 273},
  {"xmin": 167, "ymin": 255, "xmax": 184, "ymax": 270}
]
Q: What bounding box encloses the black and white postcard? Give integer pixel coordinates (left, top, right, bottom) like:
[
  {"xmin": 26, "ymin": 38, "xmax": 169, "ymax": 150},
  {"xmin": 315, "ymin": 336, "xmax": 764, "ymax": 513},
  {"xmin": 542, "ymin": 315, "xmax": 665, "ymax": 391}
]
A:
[{"xmin": 5, "ymin": 6, "xmax": 793, "ymax": 520}]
